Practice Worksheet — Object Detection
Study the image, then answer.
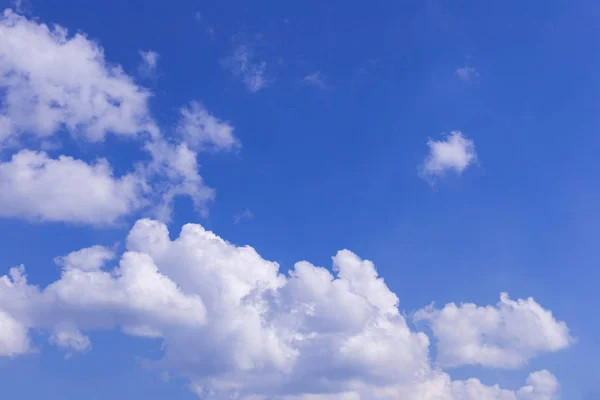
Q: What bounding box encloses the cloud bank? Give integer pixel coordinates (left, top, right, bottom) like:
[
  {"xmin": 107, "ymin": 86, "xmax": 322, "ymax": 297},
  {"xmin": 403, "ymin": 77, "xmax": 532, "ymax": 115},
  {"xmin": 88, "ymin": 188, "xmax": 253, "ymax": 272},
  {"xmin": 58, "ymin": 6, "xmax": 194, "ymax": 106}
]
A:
[{"xmin": 0, "ymin": 219, "xmax": 571, "ymax": 399}]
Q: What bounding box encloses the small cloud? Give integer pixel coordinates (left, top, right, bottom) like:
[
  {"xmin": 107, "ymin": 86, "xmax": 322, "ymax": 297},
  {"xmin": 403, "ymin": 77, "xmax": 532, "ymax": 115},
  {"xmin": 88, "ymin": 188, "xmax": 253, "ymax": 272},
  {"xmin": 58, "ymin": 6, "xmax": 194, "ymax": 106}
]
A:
[
  {"xmin": 455, "ymin": 66, "xmax": 478, "ymax": 82},
  {"xmin": 177, "ymin": 101, "xmax": 240, "ymax": 153},
  {"xmin": 138, "ymin": 50, "xmax": 159, "ymax": 78},
  {"xmin": 195, "ymin": 12, "xmax": 215, "ymax": 38},
  {"xmin": 233, "ymin": 208, "xmax": 254, "ymax": 224},
  {"xmin": 222, "ymin": 44, "xmax": 271, "ymax": 92},
  {"xmin": 419, "ymin": 131, "xmax": 477, "ymax": 182},
  {"xmin": 302, "ymin": 71, "xmax": 330, "ymax": 90}
]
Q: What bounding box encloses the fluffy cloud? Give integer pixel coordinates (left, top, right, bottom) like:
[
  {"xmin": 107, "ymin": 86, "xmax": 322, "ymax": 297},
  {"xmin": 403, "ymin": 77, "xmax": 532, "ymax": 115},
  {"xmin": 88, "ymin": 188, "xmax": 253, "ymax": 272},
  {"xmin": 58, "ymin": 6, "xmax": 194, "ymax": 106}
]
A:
[
  {"xmin": 0, "ymin": 219, "xmax": 567, "ymax": 399},
  {"xmin": 415, "ymin": 293, "xmax": 572, "ymax": 369},
  {"xmin": 0, "ymin": 150, "xmax": 144, "ymax": 225},
  {"xmin": 420, "ymin": 131, "xmax": 477, "ymax": 181},
  {"xmin": 0, "ymin": 309, "xmax": 30, "ymax": 357},
  {"xmin": 0, "ymin": 9, "xmax": 157, "ymax": 146},
  {"xmin": 177, "ymin": 101, "xmax": 240, "ymax": 152},
  {"xmin": 0, "ymin": 10, "xmax": 233, "ymax": 225}
]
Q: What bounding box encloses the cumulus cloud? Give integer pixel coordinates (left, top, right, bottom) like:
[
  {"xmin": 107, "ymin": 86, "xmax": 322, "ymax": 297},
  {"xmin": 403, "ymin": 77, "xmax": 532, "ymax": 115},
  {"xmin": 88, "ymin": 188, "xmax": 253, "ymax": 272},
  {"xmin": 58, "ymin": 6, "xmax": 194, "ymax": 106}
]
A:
[
  {"xmin": 420, "ymin": 131, "xmax": 477, "ymax": 181},
  {"xmin": 0, "ymin": 9, "xmax": 157, "ymax": 146},
  {"xmin": 138, "ymin": 50, "xmax": 159, "ymax": 78},
  {"xmin": 0, "ymin": 150, "xmax": 144, "ymax": 225},
  {"xmin": 177, "ymin": 101, "xmax": 240, "ymax": 152},
  {"xmin": 0, "ymin": 11, "xmax": 233, "ymax": 225},
  {"xmin": 0, "ymin": 219, "xmax": 567, "ymax": 399},
  {"xmin": 223, "ymin": 44, "xmax": 271, "ymax": 92},
  {"xmin": 415, "ymin": 293, "xmax": 572, "ymax": 369},
  {"xmin": 0, "ymin": 309, "xmax": 30, "ymax": 357}
]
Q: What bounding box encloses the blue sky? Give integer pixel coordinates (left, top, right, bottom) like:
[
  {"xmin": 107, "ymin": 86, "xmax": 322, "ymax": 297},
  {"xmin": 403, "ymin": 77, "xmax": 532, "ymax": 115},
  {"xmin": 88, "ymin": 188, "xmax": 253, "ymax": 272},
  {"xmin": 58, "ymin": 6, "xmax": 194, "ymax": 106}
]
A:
[{"xmin": 0, "ymin": 0, "xmax": 599, "ymax": 399}]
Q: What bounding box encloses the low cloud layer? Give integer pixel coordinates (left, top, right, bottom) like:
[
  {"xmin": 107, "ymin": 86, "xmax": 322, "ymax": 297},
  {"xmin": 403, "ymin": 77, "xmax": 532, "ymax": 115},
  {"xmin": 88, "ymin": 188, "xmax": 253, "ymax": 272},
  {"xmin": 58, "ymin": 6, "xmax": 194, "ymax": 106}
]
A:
[{"xmin": 0, "ymin": 219, "xmax": 570, "ymax": 399}]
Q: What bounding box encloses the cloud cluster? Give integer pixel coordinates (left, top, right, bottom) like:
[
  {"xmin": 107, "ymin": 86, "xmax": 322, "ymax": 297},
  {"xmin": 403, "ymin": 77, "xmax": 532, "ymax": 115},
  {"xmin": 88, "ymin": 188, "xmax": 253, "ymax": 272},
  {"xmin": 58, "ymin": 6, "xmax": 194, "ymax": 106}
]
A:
[
  {"xmin": 0, "ymin": 219, "xmax": 570, "ymax": 399},
  {"xmin": 0, "ymin": 10, "xmax": 238, "ymax": 225},
  {"xmin": 415, "ymin": 293, "xmax": 572, "ymax": 369},
  {"xmin": 0, "ymin": 10, "xmax": 157, "ymax": 145}
]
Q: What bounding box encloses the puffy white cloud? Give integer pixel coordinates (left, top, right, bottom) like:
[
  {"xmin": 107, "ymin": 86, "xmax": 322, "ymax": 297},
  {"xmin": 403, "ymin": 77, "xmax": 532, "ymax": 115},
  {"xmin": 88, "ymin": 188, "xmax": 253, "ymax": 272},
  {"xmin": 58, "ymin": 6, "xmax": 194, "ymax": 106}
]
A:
[
  {"xmin": 0, "ymin": 9, "xmax": 157, "ymax": 145},
  {"xmin": 420, "ymin": 131, "xmax": 477, "ymax": 180},
  {"xmin": 0, "ymin": 11, "xmax": 233, "ymax": 226},
  {"xmin": 49, "ymin": 327, "xmax": 91, "ymax": 354},
  {"xmin": 54, "ymin": 245, "xmax": 115, "ymax": 271},
  {"xmin": 0, "ymin": 220, "xmax": 566, "ymax": 399},
  {"xmin": 415, "ymin": 293, "xmax": 572, "ymax": 369},
  {"xmin": 517, "ymin": 370, "xmax": 559, "ymax": 400},
  {"xmin": 0, "ymin": 309, "xmax": 30, "ymax": 357},
  {"xmin": 177, "ymin": 101, "xmax": 240, "ymax": 152},
  {"xmin": 223, "ymin": 44, "xmax": 271, "ymax": 92},
  {"xmin": 0, "ymin": 150, "xmax": 144, "ymax": 225},
  {"xmin": 138, "ymin": 50, "xmax": 159, "ymax": 77}
]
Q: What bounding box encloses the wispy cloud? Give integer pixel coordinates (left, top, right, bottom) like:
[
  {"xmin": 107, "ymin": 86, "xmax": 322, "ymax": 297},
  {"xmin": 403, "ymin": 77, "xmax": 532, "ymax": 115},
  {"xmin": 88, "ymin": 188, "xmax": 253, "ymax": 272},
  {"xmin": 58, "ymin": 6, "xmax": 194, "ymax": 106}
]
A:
[
  {"xmin": 138, "ymin": 50, "xmax": 159, "ymax": 78},
  {"xmin": 233, "ymin": 208, "xmax": 254, "ymax": 224},
  {"xmin": 456, "ymin": 66, "xmax": 478, "ymax": 82},
  {"xmin": 302, "ymin": 70, "xmax": 330, "ymax": 90},
  {"xmin": 222, "ymin": 44, "xmax": 271, "ymax": 92},
  {"xmin": 195, "ymin": 12, "xmax": 215, "ymax": 38}
]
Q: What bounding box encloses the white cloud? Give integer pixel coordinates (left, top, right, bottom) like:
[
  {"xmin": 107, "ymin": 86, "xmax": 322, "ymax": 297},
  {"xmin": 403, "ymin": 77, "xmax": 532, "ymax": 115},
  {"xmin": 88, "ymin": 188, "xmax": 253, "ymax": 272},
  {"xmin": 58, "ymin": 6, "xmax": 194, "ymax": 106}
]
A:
[
  {"xmin": 0, "ymin": 10, "xmax": 157, "ymax": 145},
  {"xmin": 223, "ymin": 44, "xmax": 271, "ymax": 92},
  {"xmin": 0, "ymin": 219, "xmax": 567, "ymax": 399},
  {"xmin": 302, "ymin": 71, "xmax": 329, "ymax": 90},
  {"xmin": 54, "ymin": 245, "xmax": 115, "ymax": 271},
  {"xmin": 415, "ymin": 293, "xmax": 572, "ymax": 369},
  {"xmin": 138, "ymin": 50, "xmax": 159, "ymax": 78},
  {"xmin": 0, "ymin": 309, "xmax": 30, "ymax": 357},
  {"xmin": 49, "ymin": 327, "xmax": 91, "ymax": 354},
  {"xmin": 177, "ymin": 101, "xmax": 240, "ymax": 152},
  {"xmin": 0, "ymin": 11, "xmax": 233, "ymax": 226},
  {"xmin": 420, "ymin": 131, "xmax": 477, "ymax": 180},
  {"xmin": 143, "ymin": 139, "xmax": 215, "ymax": 221},
  {"xmin": 456, "ymin": 66, "xmax": 478, "ymax": 82},
  {"xmin": 0, "ymin": 150, "xmax": 144, "ymax": 225}
]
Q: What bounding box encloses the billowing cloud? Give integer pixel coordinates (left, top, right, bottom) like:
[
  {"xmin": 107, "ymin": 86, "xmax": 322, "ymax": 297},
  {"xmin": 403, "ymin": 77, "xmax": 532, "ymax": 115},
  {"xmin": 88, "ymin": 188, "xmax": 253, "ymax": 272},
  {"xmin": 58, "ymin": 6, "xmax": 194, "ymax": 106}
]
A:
[
  {"xmin": 177, "ymin": 101, "xmax": 240, "ymax": 152},
  {"xmin": 420, "ymin": 131, "xmax": 477, "ymax": 181},
  {"xmin": 0, "ymin": 219, "xmax": 567, "ymax": 399},
  {"xmin": 0, "ymin": 9, "xmax": 157, "ymax": 146},
  {"xmin": 0, "ymin": 309, "xmax": 30, "ymax": 357},
  {"xmin": 0, "ymin": 150, "xmax": 144, "ymax": 225},
  {"xmin": 415, "ymin": 293, "xmax": 572, "ymax": 369}
]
